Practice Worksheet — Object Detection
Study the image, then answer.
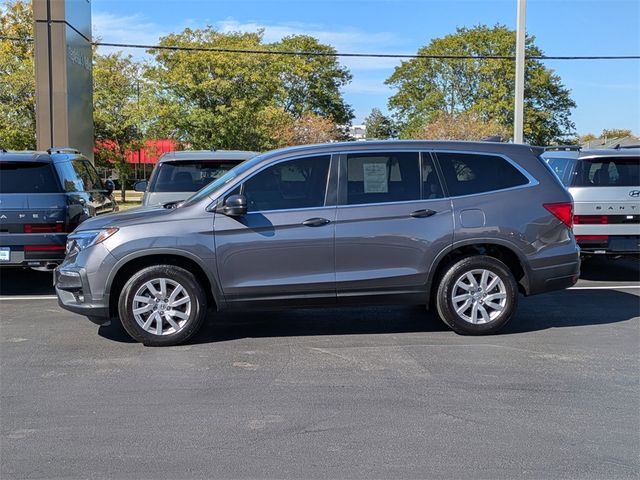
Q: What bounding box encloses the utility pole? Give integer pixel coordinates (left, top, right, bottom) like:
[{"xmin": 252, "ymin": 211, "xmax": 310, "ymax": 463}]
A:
[{"xmin": 513, "ymin": 0, "xmax": 527, "ymax": 143}]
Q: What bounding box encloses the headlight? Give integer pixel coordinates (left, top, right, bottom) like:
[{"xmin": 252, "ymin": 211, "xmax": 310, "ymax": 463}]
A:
[{"xmin": 66, "ymin": 228, "xmax": 119, "ymax": 255}]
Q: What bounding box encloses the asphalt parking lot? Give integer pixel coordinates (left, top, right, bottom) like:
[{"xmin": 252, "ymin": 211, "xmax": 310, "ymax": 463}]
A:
[{"xmin": 1, "ymin": 257, "xmax": 639, "ymax": 479}]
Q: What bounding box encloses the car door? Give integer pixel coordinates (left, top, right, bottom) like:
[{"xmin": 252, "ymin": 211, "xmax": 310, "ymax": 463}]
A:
[
  {"xmin": 214, "ymin": 154, "xmax": 337, "ymax": 306},
  {"xmin": 335, "ymin": 150, "xmax": 453, "ymax": 300}
]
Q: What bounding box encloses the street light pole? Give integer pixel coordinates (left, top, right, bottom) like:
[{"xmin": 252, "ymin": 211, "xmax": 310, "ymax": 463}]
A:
[{"xmin": 513, "ymin": 0, "xmax": 527, "ymax": 143}]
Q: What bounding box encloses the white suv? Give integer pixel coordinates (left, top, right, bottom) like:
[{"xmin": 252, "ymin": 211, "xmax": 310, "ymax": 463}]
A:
[{"xmin": 544, "ymin": 147, "xmax": 640, "ymax": 256}]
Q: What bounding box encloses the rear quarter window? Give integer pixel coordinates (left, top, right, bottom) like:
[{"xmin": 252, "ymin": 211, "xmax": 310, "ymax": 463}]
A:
[
  {"xmin": 0, "ymin": 161, "xmax": 61, "ymax": 193},
  {"xmin": 436, "ymin": 152, "xmax": 529, "ymax": 196}
]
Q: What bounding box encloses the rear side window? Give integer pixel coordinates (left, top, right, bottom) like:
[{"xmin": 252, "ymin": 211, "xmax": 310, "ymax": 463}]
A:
[
  {"xmin": 436, "ymin": 152, "xmax": 529, "ymax": 196},
  {"xmin": 345, "ymin": 152, "xmax": 421, "ymax": 205},
  {"xmin": 545, "ymin": 157, "xmax": 577, "ymax": 186},
  {"xmin": 571, "ymin": 157, "xmax": 639, "ymax": 187},
  {"xmin": 54, "ymin": 159, "xmax": 102, "ymax": 192},
  {"xmin": 0, "ymin": 161, "xmax": 60, "ymax": 193},
  {"xmin": 150, "ymin": 161, "xmax": 239, "ymax": 193}
]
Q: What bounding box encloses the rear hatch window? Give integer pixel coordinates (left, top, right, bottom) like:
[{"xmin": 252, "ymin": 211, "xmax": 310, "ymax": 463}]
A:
[
  {"xmin": 572, "ymin": 156, "xmax": 639, "ymax": 187},
  {"xmin": 0, "ymin": 161, "xmax": 61, "ymax": 193},
  {"xmin": 149, "ymin": 160, "xmax": 239, "ymax": 192}
]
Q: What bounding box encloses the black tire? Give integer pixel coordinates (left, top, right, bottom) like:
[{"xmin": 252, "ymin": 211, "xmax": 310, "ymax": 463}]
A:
[
  {"xmin": 118, "ymin": 265, "xmax": 207, "ymax": 346},
  {"xmin": 435, "ymin": 255, "xmax": 518, "ymax": 335}
]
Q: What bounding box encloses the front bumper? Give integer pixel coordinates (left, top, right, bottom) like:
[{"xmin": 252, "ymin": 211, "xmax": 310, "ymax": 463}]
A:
[{"xmin": 55, "ymin": 267, "xmax": 111, "ymax": 324}]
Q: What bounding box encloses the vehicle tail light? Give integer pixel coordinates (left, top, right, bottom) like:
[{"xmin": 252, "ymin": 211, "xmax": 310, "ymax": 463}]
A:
[
  {"xmin": 575, "ymin": 235, "xmax": 609, "ymax": 242},
  {"xmin": 544, "ymin": 202, "xmax": 574, "ymax": 229},
  {"xmin": 24, "ymin": 245, "xmax": 66, "ymax": 251},
  {"xmin": 24, "ymin": 223, "xmax": 65, "ymax": 233},
  {"xmin": 573, "ymin": 215, "xmax": 608, "ymax": 225}
]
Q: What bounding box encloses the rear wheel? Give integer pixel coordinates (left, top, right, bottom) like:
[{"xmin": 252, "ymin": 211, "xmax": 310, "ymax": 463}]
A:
[
  {"xmin": 118, "ymin": 265, "xmax": 207, "ymax": 346},
  {"xmin": 436, "ymin": 255, "xmax": 518, "ymax": 335}
]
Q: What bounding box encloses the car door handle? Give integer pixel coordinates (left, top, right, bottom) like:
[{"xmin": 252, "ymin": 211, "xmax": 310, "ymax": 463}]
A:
[
  {"xmin": 302, "ymin": 217, "xmax": 331, "ymax": 227},
  {"xmin": 410, "ymin": 209, "xmax": 437, "ymax": 218}
]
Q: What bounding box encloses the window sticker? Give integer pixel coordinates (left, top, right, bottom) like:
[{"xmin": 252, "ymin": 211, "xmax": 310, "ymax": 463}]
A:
[{"xmin": 363, "ymin": 162, "xmax": 388, "ymax": 193}]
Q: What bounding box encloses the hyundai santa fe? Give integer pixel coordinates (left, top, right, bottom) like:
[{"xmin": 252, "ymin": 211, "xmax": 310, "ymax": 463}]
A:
[
  {"xmin": 55, "ymin": 141, "xmax": 580, "ymax": 346},
  {"xmin": 543, "ymin": 147, "xmax": 639, "ymax": 256}
]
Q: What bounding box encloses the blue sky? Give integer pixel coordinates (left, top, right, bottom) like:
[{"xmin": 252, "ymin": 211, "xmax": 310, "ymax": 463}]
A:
[{"xmin": 92, "ymin": 0, "xmax": 640, "ymax": 136}]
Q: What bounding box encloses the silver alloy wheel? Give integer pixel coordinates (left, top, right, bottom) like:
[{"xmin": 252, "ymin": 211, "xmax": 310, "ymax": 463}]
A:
[
  {"xmin": 132, "ymin": 277, "xmax": 191, "ymax": 336},
  {"xmin": 451, "ymin": 269, "xmax": 507, "ymax": 325}
]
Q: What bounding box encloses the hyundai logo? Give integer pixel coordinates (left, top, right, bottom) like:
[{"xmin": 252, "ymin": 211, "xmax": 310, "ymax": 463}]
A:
[{"xmin": 630, "ymin": 190, "xmax": 640, "ymax": 198}]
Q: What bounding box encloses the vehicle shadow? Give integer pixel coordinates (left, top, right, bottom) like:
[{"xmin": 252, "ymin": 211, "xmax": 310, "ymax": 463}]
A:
[
  {"xmin": 579, "ymin": 256, "xmax": 640, "ymax": 282},
  {"xmin": 98, "ymin": 289, "xmax": 639, "ymax": 345},
  {"xmin": 0, "ymin": 268, "xmax": 55, "ymax": 295}
]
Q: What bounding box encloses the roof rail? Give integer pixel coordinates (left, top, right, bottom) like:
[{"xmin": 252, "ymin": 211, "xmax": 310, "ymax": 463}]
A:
[
  {"xmin": 543, "ymin": 145, "xmax": 581, "ymax": 152},
  {"xmin": 620, "ymin": 144, "xmax": 640, "ymax": 149},
  {"xmin": 46, "ymin": 147, "xmax": 81, "ymax": 155}
]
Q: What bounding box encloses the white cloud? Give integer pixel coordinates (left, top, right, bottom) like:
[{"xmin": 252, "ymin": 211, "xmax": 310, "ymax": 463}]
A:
[
  {"xmin": 215, "ymin": 18, "xmax": 405, "ymax": 71},
  {"xmin": 92, "ymin": 11, "xmax": 169, "ymax": 59}
]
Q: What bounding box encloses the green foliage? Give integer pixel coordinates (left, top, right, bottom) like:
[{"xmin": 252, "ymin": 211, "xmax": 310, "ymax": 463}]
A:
[
  {"xmin": 601, "ymin": 128, "xmax": 633, "ymax": 138},
  {"xmin": 93, "ymin": 51, "xmax": 147, "ymax": 199},
  {"xmin": 145, "ymin": 27, "xmax": 353, "ymax": 150},
  {"xmin": 385, "ymin": 25, "xmax": 576, "ymax": 145},
  {"xmin": 364, "ymin": 108, "xmax": 395, "ymax": 139},
  {"xmin": 0, "ymin": 0, "xmax": 35, "ymax": 149}
]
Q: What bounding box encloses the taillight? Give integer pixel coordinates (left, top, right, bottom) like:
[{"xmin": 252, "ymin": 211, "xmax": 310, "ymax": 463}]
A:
[
  {"xmin": 24, "ymin": 245, "xmax": 65, "ymax": 251},
  {"xmin": 573, "ymin": 215, "xmax": 608, "ymax": 225},
  {"xmin": 24, "ymin": 223, "xmax": 64, "ymax": 233},
  {"xmin": 575, "ymin": 235, "xmax": 609, "ymax": 242},
  {"xmin": 544, "ymin": 202, "xmax": 574, "ymax": 229}
]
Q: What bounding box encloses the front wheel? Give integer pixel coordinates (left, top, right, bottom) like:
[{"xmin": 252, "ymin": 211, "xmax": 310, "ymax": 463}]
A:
[
  {"xmin": 436, "ymin": 255, "xmax": 518, "ymax": 335},
  {"xmin": 118, "ymin": 265, "xmax": 207, "ymax": 346}
]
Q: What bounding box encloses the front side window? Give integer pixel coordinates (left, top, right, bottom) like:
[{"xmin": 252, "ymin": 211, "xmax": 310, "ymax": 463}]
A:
[
  {"xmin": 55, "ymin": 159, "xmax": 102, "ymax": 192},
  {"xmin": 242, "ymin": 155, "xmax": 331, "ymax": 212},
  {"xmin": 345, "ymin": 152, "xmax": 421, "ymax": 205},
  {"xmin": 437, "ymin": 152, "xmax": 529, "ymax": 196}
]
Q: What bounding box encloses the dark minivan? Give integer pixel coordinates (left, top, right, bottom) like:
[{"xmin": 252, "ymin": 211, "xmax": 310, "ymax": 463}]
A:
[{"xmin": 0, "ymin": 148, "xmax": 117, "ymax": 271}]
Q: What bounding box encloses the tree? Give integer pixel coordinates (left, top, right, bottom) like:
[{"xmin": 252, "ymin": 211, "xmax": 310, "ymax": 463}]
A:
[
  {"xmin": 364, "ymin": 108, "xmax": 395, "ymax": 139},
  {"xmin": 385, "ymin": 25, "xmax": 576, "ymax": 145},
  {"xmin": 579, "ymin": 133, "xmax": 597, "ymax": 143},
  {"xmin": 0, "ymin": 0, "xmax": 35, "ymax": 150},
  {"xmin": 93, "ymin": 51, "xmax": 146, "ymax": 201},
  {"xmin": 414, "ymin": 111, "xmax": 510, "ymax": 141},
  {"xmin": 271, "ymin": 35, "xmax": 353, "ymax": 125},
  {"xmin": 601, "ymin": 128, "xmax": 633, "ymax": 139},
  {"xmin": 145, "ymin": 27, "xmax": 353, "ymax": 151},
  {"xmin": 270, "ymin": 112, "xmax": 342, "ymax": 147}
]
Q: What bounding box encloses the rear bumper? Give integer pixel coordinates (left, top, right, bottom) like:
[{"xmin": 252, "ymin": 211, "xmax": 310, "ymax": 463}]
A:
[
  {"xmin": 0, "ymin": 233, "xmax": 67, "ymax": 268},
  {"xmin": 577, "ymin": 235, "xmax": 640, "ymax": 255},
  {"xmin": 526, "ymin": 253, "xmax": 581, "ymax": 296}
]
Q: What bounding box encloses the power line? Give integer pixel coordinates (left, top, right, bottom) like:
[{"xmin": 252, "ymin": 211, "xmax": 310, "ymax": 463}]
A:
[{"xmin": 2, "ymin": 35, "xmax": 639, "ymax": 60}]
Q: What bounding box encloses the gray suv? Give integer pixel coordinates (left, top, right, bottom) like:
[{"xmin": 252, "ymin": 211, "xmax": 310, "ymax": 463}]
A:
[{"xmin": 55, "ymin": 141, "xmax": 580, "ymax": 346}]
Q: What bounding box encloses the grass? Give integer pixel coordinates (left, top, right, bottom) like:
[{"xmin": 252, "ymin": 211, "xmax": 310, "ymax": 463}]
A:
[{"xmin": 117, "ymin": 200, "xmax": 142, "ymax": 211}]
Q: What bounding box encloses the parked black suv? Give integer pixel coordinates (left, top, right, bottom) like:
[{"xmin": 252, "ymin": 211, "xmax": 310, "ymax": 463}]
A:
[{"xmin": 0, "ymin": 148, "xmax": 117, "ymax": 271}]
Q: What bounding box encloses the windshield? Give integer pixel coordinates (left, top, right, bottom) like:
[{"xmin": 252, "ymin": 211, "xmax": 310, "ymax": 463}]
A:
[
  {"xmin": 54, "ymin": 159, "xmax": 102, "ymax": 192},
  {"xmin": 180, "ymin": 153, "xmax": 269, "ymax": 207},
  {"xmin": 149, "ymin": 160, "xmax": 241, "ymax": 193}
]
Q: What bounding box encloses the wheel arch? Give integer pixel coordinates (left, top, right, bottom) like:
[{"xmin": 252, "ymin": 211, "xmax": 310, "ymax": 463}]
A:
[
  {"xmin": 106, "ymin": 249, "xmax": 223, "ymax": 318},
  {"xmin": 426, "ymin": 239, "xmax": 531, "ymax": 308}
]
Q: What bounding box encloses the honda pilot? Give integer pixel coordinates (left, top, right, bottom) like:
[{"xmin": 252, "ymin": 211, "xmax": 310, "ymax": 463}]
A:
[{"xmin": 55, "ymin": 141, "xmax": 580, "ymax": 346}]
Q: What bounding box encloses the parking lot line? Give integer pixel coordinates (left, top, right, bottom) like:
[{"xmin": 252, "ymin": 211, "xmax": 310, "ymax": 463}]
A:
[
  {"xmin": 568, "ymin": 285, "xmax": 640, "ymax": 290},
  {"xmin": 0, "ymin": 295, "xmax": 58, "ymax": 300}
]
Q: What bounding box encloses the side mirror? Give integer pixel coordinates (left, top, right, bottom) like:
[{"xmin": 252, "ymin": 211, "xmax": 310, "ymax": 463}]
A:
[
  {"xmin": 222, "ymin": 194, "xmax": 247, "ymax": 216},
  {"xmin": 133, "ymin": 180, "xmax": 147, "ymax": 192}
]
